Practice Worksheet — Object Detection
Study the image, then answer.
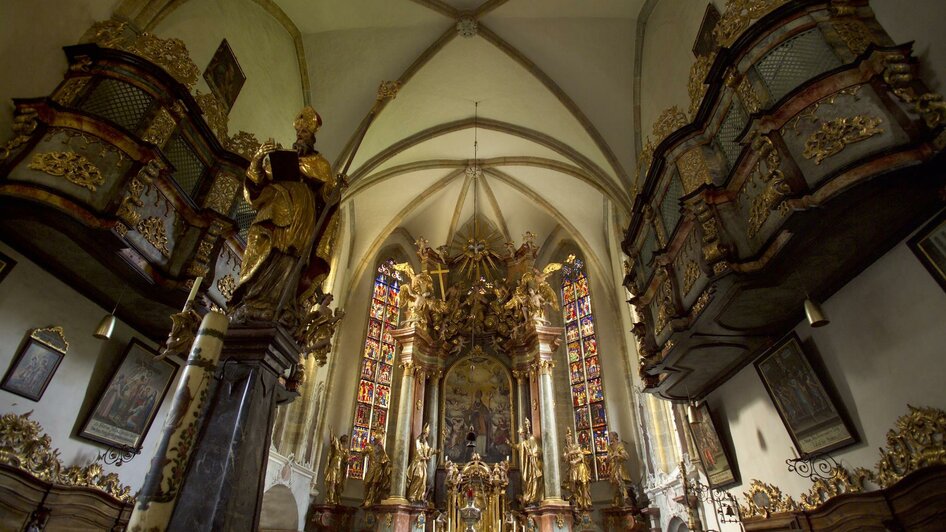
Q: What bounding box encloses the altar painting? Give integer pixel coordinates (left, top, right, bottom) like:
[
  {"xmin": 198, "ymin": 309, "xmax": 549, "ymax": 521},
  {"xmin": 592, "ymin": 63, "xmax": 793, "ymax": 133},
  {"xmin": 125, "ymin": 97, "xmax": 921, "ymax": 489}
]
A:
[{"xmin": 442, "ymin": 354, "xmax": 513, "ymax": 464}]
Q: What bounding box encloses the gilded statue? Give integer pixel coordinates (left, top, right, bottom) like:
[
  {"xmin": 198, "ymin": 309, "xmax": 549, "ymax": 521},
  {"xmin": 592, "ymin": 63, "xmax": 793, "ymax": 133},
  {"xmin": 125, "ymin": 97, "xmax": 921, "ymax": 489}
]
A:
[
  {"xmin": 406, "ymin": 424, "xmax": 438, "ymax": 502},
  {"xmin": 505, "ymin": 263, "xmax": 562, "ymax": 332},
  {"xmin": 445, "ymin": 457, "xmax": 461, "ymax": 491},
  {"xmin": 297, "ymin": 293, "xmax": 345, "ymax": 366},
  {"xmin": 606, "ymin": 432, "xmax": 632, "ymax": 507},
  {"xmin": 393, "ymin": 263, "xmax": 440, "ymax": 327},
  {"xmin": 510, "ymin": 418, "xmax": 543, "ymax": 505},
  {"xmin": 362, "ymin": 438, "xmax": 391, "ymax": 508},
  {"xmin": 229, "ymin": 106, "xmax": 343, "ymax": 325},
  {"xmin": 562, "ymin": 428, "xmax": 592, "ymax": 511},
  {"xmin": 323, "ymin": 430, "xmax": 350, "ymax": 505}
]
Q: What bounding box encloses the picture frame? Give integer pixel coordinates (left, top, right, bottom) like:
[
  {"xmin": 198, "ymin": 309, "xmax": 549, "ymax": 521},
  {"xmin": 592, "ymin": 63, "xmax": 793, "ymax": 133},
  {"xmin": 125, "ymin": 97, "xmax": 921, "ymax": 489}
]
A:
[
  {"xmin": 203, "ymin": 39, "xmax": 245, "ymax": 111},
  {"xmin": 689, "ymin": 403, "xmax": 739, "ymax": 488},
  {"xmin": 79, "ymin": 339, "xmax": 178, "ymax": 451},
  {"xmin": 908, "ymin": 208, "xmax": 946, "ymax": 292},
  {"xmin": 754, "ymin": 333, "xmax": 857, "ymax": 457},
  {"xmin": 1, "ymin": 326, "xmax": 69, "ymax": 402},
  {"xmin": 0, "ymin": 248, "xmax": 16, "ymax": 285}
]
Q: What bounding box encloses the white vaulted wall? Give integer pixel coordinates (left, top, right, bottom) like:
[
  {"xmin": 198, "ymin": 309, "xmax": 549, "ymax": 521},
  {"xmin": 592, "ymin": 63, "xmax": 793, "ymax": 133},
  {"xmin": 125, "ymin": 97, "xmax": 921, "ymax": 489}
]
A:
[{"xmin": 0, "ymin": 241, "xmax": 178, "ymax": 491}]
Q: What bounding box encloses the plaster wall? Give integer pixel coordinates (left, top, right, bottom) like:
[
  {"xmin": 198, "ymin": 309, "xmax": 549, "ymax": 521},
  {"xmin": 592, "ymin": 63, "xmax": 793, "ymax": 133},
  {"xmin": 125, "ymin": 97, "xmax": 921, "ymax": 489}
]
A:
[
  {"xmin": 0, "ymin": 0, "xmax": 120, "ymax": 144},
  {"xmin": 0, "ymin": 241, "xmax": 177, "ymax": 491},
  {"xmin": 872, "ymin": 0, "xmax": 946, "ymax": 92},
  {"xmin": 701, "ymin": 216, "xmax": 946, "ymax": 530},
  {"xmin": 152, "ymin": 0, "xmax": 304, "ymax": 146}
]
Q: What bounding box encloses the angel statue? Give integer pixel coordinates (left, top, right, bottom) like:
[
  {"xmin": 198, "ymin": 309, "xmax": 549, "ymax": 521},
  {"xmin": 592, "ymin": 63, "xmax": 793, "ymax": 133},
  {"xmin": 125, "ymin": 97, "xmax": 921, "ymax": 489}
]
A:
[
  {"xmin": 394, "ymin": 263, "xmax": 440, "ymax": 327},
  {"xmin": 323, "ymin": 429, "xmax": 350, "ymax": 505},
  {"xmin": 505, "ymin": 263, "xmax": 562, "ymax": 332}
]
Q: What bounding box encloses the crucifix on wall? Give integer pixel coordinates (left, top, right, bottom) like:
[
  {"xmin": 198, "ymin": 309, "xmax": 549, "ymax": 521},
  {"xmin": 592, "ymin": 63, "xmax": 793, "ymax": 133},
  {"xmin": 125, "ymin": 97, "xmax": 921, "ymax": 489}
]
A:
[{"xmin": 430, "ymin": 263, "xmax": 450, "ymax": 299}]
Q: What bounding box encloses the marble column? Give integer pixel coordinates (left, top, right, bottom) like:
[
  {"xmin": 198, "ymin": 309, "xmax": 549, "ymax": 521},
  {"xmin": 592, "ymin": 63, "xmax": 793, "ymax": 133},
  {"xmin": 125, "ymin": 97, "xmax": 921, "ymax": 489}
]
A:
[
  {"xmin": 129, "ymin": 312, "xmax": 228, "ymax": 530},
  {"xmin": 537, "ymin": 360, "xmax": 562, "ymax": 500},
  {"xmin": 388, "ymin": 361, "xmax": 416, "ymax": 501},
  {"xmin": 411, "ymin": 369, "xmax": 427, "ymax": 439},
  {"xmin": 167, "ymin": 325, "xmax": 299, "ymax": 531},
  {"xmin": 424, "ymin": 371, "xmax": 441, "ymax": 484},
  {"xmin": 512, "ymin": 369, "xmax": 529, "ymax": 432}
]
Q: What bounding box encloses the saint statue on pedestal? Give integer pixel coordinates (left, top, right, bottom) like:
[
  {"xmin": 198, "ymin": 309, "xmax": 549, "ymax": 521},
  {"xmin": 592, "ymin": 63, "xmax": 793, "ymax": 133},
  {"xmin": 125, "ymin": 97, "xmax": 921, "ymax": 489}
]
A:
[
  {"xmin": 510, "ymin": 418, "xmax": 543, "ymax": 505},
  {"xmin": 323, "ymin": 431, "xmax": 350, "ymax": 505},
  {"xmin": 362, "ymin": 438, "xmax": 390, "ymax": 508},
  {"xmin": 407, "ymin": 424, "xmax": 438, "ymax": 502},
  {"xmin": 562, "ymin": 427, "xmax": 592, "ymax": 511},
  {"xmin": 606, "ymin": 431, "xmax": 632, "ymax": 507},
  {"xmin": 229, "ymin": 106, "xmax": 342, "ymax": 325}
]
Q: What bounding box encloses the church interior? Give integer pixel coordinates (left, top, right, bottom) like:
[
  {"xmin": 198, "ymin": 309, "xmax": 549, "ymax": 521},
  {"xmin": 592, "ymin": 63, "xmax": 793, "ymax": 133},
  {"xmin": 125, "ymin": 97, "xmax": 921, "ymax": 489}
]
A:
[{"xmin": 1, "ymin": 0, "xmax": 945, "ymax": 531}]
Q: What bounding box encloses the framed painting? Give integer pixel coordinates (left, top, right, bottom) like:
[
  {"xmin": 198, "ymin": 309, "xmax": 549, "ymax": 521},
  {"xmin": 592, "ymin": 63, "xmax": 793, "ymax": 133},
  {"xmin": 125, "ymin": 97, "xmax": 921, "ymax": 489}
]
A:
[
  {"xmin": 441, "ymin": 352, "xmax": 514, "ymax": 464},
  {"xmin": 0, "ymin": 248, "xmax": 15, "ymax": 285},
  {"xmin": 689, "ymin": 403, "xmax": 738, "ymax": 488},
  {"xmin": 755, "ymin": 333, "xmax": 857, "ymax": 457},
  {"xmin": 203, "ymin": 39, "xmax": 245, "ymax": 110},
  {"xmin": 1, "ymin": 326, "xmax": 69, "ymax": 401},
  {"xmin": 79, "ymin": 339, "xmax": 178, "ymax": 451},
  {"xmin": 908, "ymin": 208, "xmax": 946, "ymax": 292}
]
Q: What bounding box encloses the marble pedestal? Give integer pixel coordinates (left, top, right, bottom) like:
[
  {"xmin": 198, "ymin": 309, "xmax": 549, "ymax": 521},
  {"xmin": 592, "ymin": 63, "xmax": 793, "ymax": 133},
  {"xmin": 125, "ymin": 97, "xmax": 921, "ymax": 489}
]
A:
[
  {"xmin": 307, "ymin": 504, "xmax": 357, "ymax": 531},
  {"xmin": 168, "ymin": 325, "xmax": 299, "ymax": 531},
  {"xmin": 601, "ymin": 506, "xmax": 646, "ymax": 532},
  {"xmin": 373, "ymin": 499, "xmax": 430, "ymax": 532},
  {"xmin": 524, "ymin": 499, "xmax": 573, "ymax": 531}
]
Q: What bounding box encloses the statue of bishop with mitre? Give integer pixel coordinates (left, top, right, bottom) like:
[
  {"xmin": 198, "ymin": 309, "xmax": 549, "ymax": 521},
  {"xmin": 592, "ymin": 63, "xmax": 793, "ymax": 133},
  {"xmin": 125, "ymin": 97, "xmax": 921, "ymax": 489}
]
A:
[{"xmin": 229, "ymin": 106, "xmax": 343, "ymax": 325}]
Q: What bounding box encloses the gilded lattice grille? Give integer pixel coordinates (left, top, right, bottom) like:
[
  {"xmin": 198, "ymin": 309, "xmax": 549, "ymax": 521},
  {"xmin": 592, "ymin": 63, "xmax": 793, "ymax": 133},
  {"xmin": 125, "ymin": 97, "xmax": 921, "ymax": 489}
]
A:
[
  {"xmin": 229, "ymin": 196, "xmax": 255, "ymax": 241},
  {"xmin": 715, "ymin": 101, "xmax": 749, "ymax": 171},
  {"xmin": 659, "ymin": 173, "xmax": 684, "ymax": 238},
  {"xmin": 78, "ymin": 78, "xmax": 154, "ymax": 133},
  {"xmin": 164, "ymin": 133, "xmax": 207, "ymax": 198},
  {"xmin": 756, "ymin": 29, "xmax": 842, "ymax": 103}
]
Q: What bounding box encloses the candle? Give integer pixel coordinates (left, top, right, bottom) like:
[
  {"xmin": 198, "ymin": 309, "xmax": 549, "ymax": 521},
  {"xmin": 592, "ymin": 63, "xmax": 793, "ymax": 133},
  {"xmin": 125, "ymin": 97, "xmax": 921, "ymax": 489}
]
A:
[{"xmin": 186, "ymin": 276, "xmax": 203, "ymax": 306}]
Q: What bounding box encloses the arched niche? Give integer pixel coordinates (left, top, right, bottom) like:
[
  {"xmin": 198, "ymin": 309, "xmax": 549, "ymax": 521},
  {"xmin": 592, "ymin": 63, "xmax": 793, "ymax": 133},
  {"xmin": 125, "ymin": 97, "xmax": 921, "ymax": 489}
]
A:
[
  {"xmin": 441, "ymin": 351, "xmax": 515, "ymax": 465},
  {"xmin": 259, "ymin": 484, "xmax": 299, "ymax": 532}
]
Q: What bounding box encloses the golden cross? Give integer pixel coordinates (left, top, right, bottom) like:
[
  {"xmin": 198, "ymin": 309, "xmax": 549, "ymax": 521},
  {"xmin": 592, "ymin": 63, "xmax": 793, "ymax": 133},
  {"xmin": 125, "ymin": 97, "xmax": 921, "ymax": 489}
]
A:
[{"xmin": 430, "ymin": 264, "xmax": 450, "ymax": 298}]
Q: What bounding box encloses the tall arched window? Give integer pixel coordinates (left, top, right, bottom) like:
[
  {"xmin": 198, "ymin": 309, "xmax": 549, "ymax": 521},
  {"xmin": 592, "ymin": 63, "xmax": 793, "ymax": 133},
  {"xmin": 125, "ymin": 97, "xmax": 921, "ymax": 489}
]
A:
[
  {"xmin": 561, "ymin": 255, "xmax": 611, "ymax": 480},
  {"xmin": 348, "ymin": 259, "xmax": 402, "ymax": 479}
]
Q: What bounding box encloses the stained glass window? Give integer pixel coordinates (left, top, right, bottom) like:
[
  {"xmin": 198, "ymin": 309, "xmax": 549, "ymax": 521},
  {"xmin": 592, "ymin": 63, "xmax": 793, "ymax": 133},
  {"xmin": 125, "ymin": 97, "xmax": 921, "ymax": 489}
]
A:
[
  {"xmin": 348, "ymin": 259, "xmax": 402, "ymax": 479},
  {"xmin": 561, "ymin": 256, "xmax": 611, "ymax": 480}
]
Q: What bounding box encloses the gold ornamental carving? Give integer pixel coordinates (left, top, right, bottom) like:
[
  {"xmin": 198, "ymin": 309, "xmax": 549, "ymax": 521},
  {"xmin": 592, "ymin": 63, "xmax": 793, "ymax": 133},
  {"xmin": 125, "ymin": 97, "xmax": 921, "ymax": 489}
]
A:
[
  {"xmin": 746, "ymin": 134, "xmax": 790, "ymax": 238},
  {"xmin": 226, "ymin": 130, "xmax": 261, "ymax": 160},
  {"xmin": 116, "ymin": 159, "xmax": 159, "ymax": 228},
  {"xmin": 740, "ymin": 479, "xmax": 801, "ymax": 519},
  {"xmin": 681, "ymin": 260, "xmax": 700, "ymax": 294},
  {"xmin": 204, "ymin": 173, "xmax": 240, "ymax": 214},
  {"xmin": 677, "ymin": 148, "xmax": 711, "ymax": 194},
  {"xmin": 28, "ymin": 151, "xmax": 106, "ymax": 191},
  {"xmin": 786, "ymin": 85, "xmax": 865, "ymax": 134},
  {"xmin": 216, "ymin": 274, "xmax": 236, "ymax": 301},
  {"xmin": 52, "ymin": 77, "xmax": 90, "ymax": 106},
  {"xmin": 737, "ymin": 76, "xmax": 763, "ymax": 114},
  {"xmin": 196, "ymin": 91, "xmax": 229, "ymax": 141},
  {"xmin": 0, "ymin": 412, "xmax": 134, "ymax": 502},
  {"xmin": 1, "ymin": 107, "xmax": 39, "ymax": 160},
  {"xmin": 714, "ymin": 0, "xmax": 790, "ymax": 48},
  {"xmin": 136, "ymin": 216, "xmax": 171, "ymax": 257},
  {"xmin": 741, "ymin": 406, "xmax": 946, "ymax": 519},
  {"xmin": 654, "ymin": 276, "xmax": 675, "ymax": 335},
  {"xmin": 652, "ymin": 106, "xmax": 689, "ymax": 144},
  {"xmin": 832, "ymin": 19, "xmax": 875, "ymax": 55},
  {"xmin": 30, "ymin": 326, "xmax": 70, "ymax": 354},
  {"xmin": 142, "ymin": 107, "xmax": 177, "ymax": 147},
  {"xmin": 688, "ymin": 54, "xmax": 714, "ymax": 118},
  {"xmin": 88, "ymin": 20, "xmax": 199, "ymax": 88},
  {"xmin": 802, "ymin": 115, "xmax": 883, "ymax": 164}
]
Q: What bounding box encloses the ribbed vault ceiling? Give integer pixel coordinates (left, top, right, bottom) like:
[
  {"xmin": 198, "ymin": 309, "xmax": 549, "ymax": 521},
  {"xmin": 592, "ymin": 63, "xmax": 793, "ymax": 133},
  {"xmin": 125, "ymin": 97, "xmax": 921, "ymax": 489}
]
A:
[{"xmin": 273, "ymin": 0, "xmax": 640, "ymax": 281}]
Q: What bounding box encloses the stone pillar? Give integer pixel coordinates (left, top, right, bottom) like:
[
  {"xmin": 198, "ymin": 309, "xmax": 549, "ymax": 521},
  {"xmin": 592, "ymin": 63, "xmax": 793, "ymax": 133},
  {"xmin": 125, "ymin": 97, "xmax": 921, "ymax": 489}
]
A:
[
  {"xmin": 387, "ymin": 361, "xmax": 416, "ymax": 501},
  {"xmin": 128, "ymin": 312, "xmax": 228, "ymax": 530},
  {"xmin": 425, "ymin": 370, "xmax": 442, "ymax": 483},
  {"xmin": 411, "ymin": 369, "xmax": 427, "ymax": 439},
  {"xmin": 167, "ymin": 325, "xmax": 299, "ymax": 532},
  {"xmin": 512, "ymin": 369, "xmax": 529, "ymax": 430}
]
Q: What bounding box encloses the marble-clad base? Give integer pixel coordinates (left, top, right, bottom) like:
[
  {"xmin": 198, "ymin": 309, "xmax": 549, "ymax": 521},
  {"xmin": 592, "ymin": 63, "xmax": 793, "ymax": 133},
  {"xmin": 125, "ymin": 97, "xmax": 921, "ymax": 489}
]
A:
[
  {"xmin": 307, "ymin": 504, "xmax": 357, "ymax": 531},
  {"xmin": 373, "ymin": 500, "xmax": 430, "ymax": 532},
  {"xmin": 601, "ymin": 506, "xmax": 646, "ymax": 531},
  {"xmin": 167, "ymin": 325, "xmax": 300, "ymax": 532},
  {"xmin": 525, "ymin": 499, "xmax": 573, "ymax": 531}
]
